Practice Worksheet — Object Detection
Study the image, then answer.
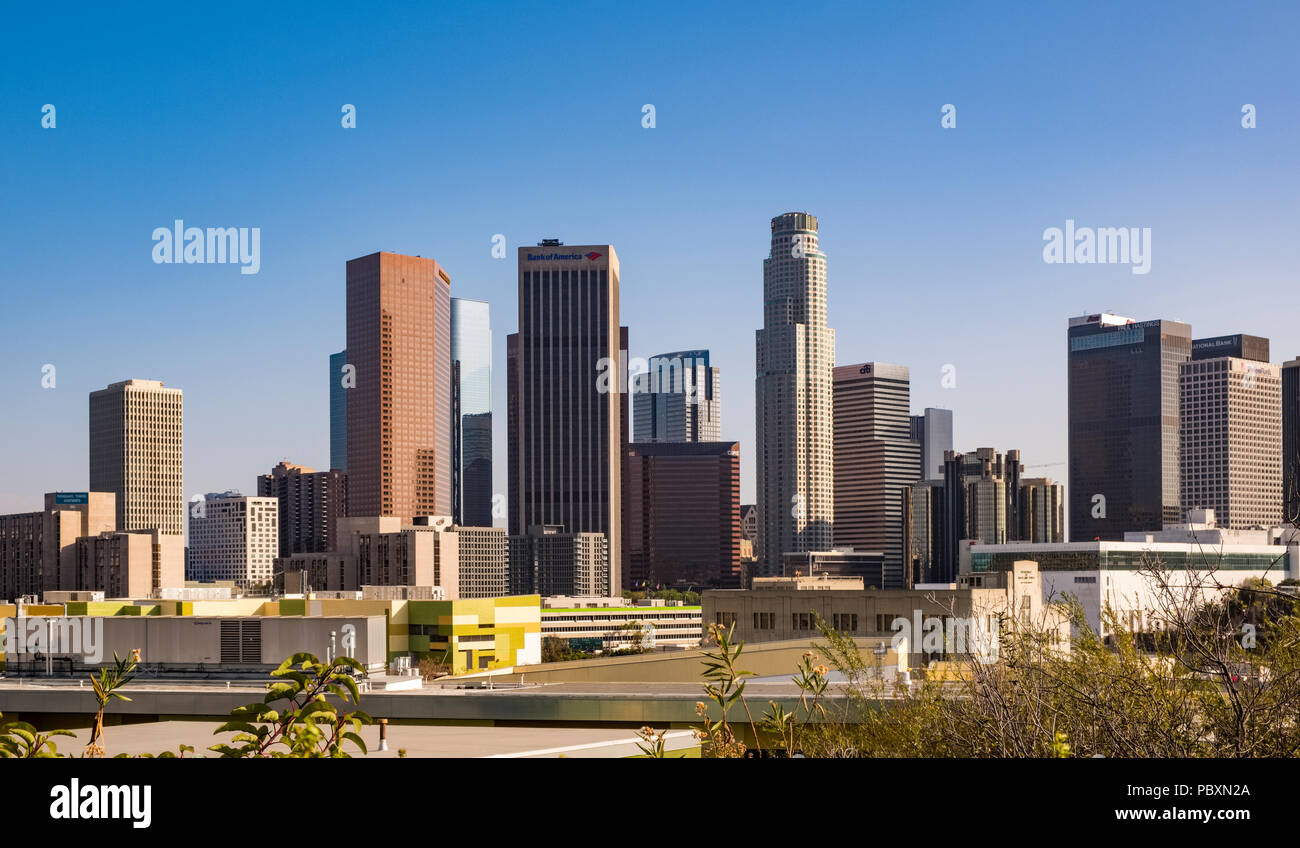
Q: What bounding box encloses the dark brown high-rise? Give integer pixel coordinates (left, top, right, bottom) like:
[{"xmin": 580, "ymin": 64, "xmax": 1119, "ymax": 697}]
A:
[
  {"xmin": 346, "ymin": 252, "xmax": 452, "ymax": 520},
  {"xmin": 508, "ymin": 241, "xmax": 624, "ymax": 593},
  {"xmin": 625, "ymin": 441, "xmax": 741, "ymax": 588},
  {"xmin": 256, "ymin": 461, "xmax": 348, "ymax": 557}
]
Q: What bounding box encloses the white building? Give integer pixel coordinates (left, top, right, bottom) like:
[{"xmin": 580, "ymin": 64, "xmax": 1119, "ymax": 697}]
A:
[
  {"xmin": 966, "ymin": 527, "xmax": 1297, "ymax": 637},
  {"xmin": 756, "ymin": 212, "xmax": 836, "ymax": 577},
  {"xmin": 187, "ymin": 492, "xmax": 278, "ymax": 589}
]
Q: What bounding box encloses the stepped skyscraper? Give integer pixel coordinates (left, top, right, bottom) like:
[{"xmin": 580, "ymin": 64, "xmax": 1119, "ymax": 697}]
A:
[{"xmin": 756, "ymin": 212, "xmax": 836, "ymax": 576}]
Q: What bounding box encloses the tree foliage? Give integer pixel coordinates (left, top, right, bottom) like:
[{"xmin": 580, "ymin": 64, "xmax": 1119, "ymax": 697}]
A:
[{"xmin": 210, "ymin": 653, "xmax": 372, "ymax": 758}]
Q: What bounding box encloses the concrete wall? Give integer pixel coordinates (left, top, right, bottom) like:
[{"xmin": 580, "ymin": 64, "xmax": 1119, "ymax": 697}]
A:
[
  {"xmin": 3, "ymin": 615, "xmax": 387, "ymax": 673},
  {"xmin": 480, "ymin": 637, "xmax": 902, "ymax": 684}
]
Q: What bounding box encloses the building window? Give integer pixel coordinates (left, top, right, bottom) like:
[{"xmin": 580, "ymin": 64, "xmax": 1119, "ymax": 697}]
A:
[
  {"xmin": 715, "ymin": 612, "xmax": 737, "ymax": 628},
  {"xmin": 832, "ymin": 613, "xmax": 858, "ymax": 633}
]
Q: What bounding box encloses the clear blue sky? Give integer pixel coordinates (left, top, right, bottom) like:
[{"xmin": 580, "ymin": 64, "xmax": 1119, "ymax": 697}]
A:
[{"xmin": 1, "ymin": 0, "xmax": 1297, "ymax": 518}]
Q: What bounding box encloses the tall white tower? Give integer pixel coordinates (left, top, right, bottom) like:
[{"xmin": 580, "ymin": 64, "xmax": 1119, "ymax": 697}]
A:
[{"xmin": 756, "ymin": 212, "xmax": 836, "ymax": 576}]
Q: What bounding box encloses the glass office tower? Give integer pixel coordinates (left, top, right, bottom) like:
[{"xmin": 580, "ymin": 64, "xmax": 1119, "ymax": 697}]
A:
[
  {"xmin": 451, "ymin": 298, "xmax": 493, "ymax": 527},
  {"xmin": 329, "ymin": 349, "xmax": 347, "ymax": 472},
  {"xmin": 1067, "ymin": 313, "xmax": 1192, "ymax": 540}
]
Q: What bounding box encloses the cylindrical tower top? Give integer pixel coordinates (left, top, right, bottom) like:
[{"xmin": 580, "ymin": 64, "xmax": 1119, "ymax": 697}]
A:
[{"xmin": 770, "ymin": 212, "xmax": 818, "ymax": 234}]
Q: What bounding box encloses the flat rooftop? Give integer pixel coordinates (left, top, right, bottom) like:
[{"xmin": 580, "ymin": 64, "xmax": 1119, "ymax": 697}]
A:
[{"xmin": 51, "ymin": 719, "xmax": 700, "ymax": 758}]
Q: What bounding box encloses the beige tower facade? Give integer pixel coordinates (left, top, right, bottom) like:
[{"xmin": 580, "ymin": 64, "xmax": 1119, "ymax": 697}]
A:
[
  {"xmin": 833, "ymin": 362, "xmax": 919, "ymax": 585},
  {"xmin": 43, "ymin": 492, "xmax": 117, "ymax": 592},
  {"xmin": 756, "ymin": 213, "xmax": 835, "ymax": 577},
  {"xmin": 89, "ymin": 379, "xmax": 184, "ymax": 591},
  {"xmin": 1180, "ymin": 351, "xmax": 1282, "ymax": 529}
]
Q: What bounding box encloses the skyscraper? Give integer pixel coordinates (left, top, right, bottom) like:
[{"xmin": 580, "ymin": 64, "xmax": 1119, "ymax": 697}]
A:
[
  {"xmin": 909, "ymin": 407, "xmax": 954, "ymax": 481},
  {"xmin": 939, "ymin": 448, "xmax": 1022, "ymax": 582},
  {"xmin": 508, "ymin": 240, "xmax": 624, "ymax": 593},
  {"xmin": 1180, "ymin": 335, "xmax": 1281, "ymax": 529},
  {"xmin": 756, "ymin": 212, "xmax": 835, "ymax": 576},
  {"xmin": 632, "ymin": 349, "xmax": 721, "ymax": 442},
  {"xmin": 257, "ymin": 461, "xmax": 348, "ymax": 558},
  {"xmin": 329, "ymin": 349, "xmax": 348, "ymax": 472},
  {"xmin": 345, "ymin": 252, "xmax": 452, "ymax": 520},
  {"xmin": 905, "ymin": 451, "xmax": 1055, "ymax": 584},
  {"xmin": 451, "ymin": 297, "xmax": 493, "ymax": 527},
  {"xmin": 1018, "ymin": 477, "xmax": 1065, "ymax": 543},
  {"xmin": 624, "ymin": 440, "xmax": 741, "ymax": 588},
  {"xmin": 1067, "ymin": 313, "xmax": 1192, "ymax": 540},
  {"xmin": 89, "ymin": 379, "xmax": 185, "ymax": 587},
  {"xmin": 833, "ymin": 362, "xmax": 919, "ymax": 582},
  {"xmin": 1284, "ymin": 356, "xmax": 1300, "ymax": 524}
]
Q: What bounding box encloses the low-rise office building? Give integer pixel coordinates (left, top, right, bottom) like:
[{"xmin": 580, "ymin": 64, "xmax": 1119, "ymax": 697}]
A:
[
  {"xmin": 541, "ymin": 601, "xmax": 703, "ymax": 652},
  {"xmin": 508, "ymin": 525, "xmax": 609, "ymax": 597},
  {"xmin": 782, "ymin": 548, "xmax": 893, "ymax": 587},
  {"xmin": 2, "ymin": 614, "xmax": 387, "ymax": 674},
  {"xmin": 6, "ymin": 594, "xmax": 543, "ymax": 676},
  {"xmin": 703, "ymin": 563, "xmax": 1063, "ymax": 665},
  {"xmin": 0, "ymin": 492, "xmax": 118, "ymax": 599},
  {"xmin": 966, "ymin": 529, "xmax": 1298, "ymax": 636},
  {"xmin": 73, "ymin": 531, "xmax": 155, "ymax": 599},
  {"xmin": 273, "ymin": 516, "xmax": 508, "ymax": 599}
]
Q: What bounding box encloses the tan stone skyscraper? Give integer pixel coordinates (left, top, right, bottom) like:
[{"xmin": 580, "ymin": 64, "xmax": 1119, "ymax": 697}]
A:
[
  {"xmin": 756, "ymin": 213, "xmax": 835, "ymax": 577},
  {"xmin": 89, "ymin": 379, "xmax": 185, "ymax": 588},
  {"xmin": 1179, "ymin": 334, "xmax": 1281, "ymax": 529},
  {"xmin": 346, "ymin": 252, "xmax": 452, "ymax": 520},
  {"xmin": 833, "ymin": 362, "xmax": 918, "ymax": 585}
]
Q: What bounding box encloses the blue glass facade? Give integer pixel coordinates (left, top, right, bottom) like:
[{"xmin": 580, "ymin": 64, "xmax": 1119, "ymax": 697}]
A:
[
  {"xmin": 451, "ymin": 298, "xmax": 493, "ymax": 526},
  {"xmin": 329, "ymin": 349, "xmax": 347, "ymax": 472}
]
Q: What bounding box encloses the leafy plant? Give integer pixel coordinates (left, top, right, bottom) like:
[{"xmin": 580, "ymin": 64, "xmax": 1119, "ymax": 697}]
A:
[
  {"xmin": 210, "ymin": 653, "xmax": 372, "ymax": 758},
  {"xmin": 697, "ymin": 622, "xmax": 758, "ymax": 757},
  {"xmin": 0, "ymin": 712, "xmax": 74, "ymax": 758},
  {"xmin": 635, "ymin": 726, "xmax": 667, "ymax": 758},
  {"xmin": 86, "ymin": 651, "xmax": 137, "ymax": 758}
]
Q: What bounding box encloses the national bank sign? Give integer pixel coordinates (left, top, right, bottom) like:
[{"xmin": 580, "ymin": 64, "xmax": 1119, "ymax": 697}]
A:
[
  {"xmin": 525, "ymin": 252, "xmax": 602, "ymax": 261},
  {"xmin": 54, "ymin": 492, "xmax": 89, "ymax": 505}
]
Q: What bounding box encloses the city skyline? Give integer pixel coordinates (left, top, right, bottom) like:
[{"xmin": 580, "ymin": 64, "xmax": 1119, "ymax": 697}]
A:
[{"xmin": 3, "ymin": 2, "xmax": 1298, "ymax": 527}]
